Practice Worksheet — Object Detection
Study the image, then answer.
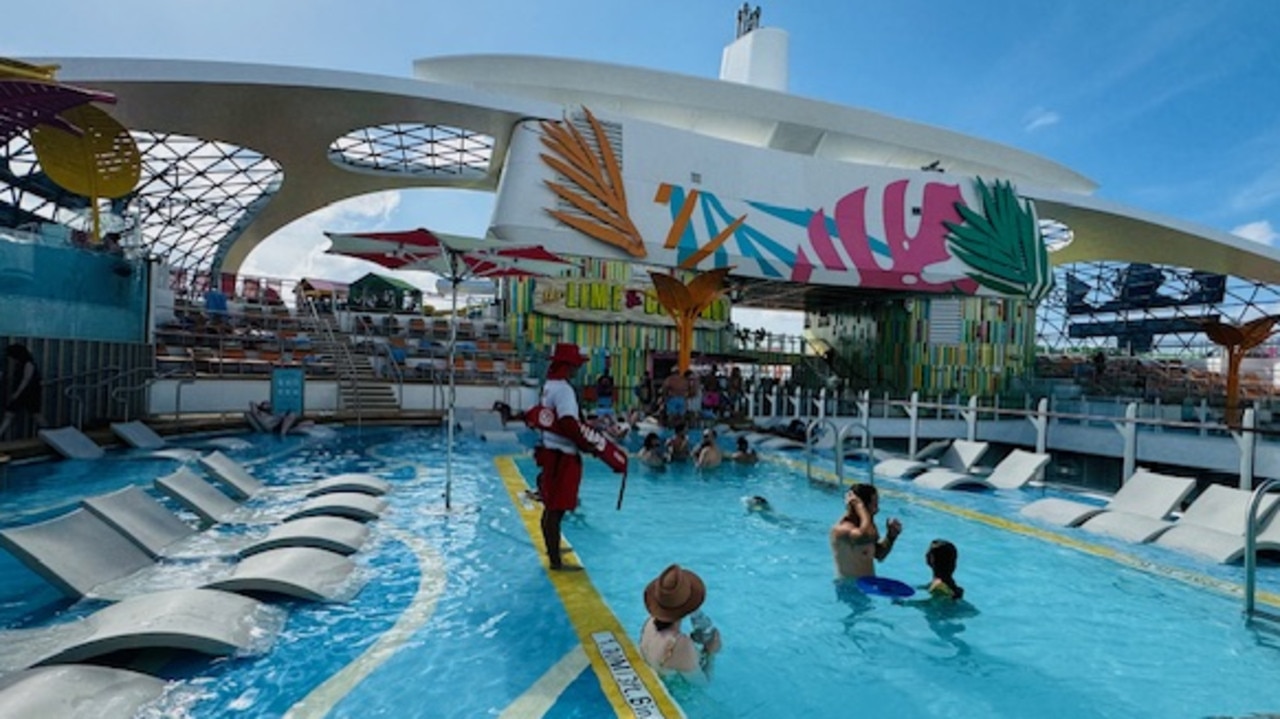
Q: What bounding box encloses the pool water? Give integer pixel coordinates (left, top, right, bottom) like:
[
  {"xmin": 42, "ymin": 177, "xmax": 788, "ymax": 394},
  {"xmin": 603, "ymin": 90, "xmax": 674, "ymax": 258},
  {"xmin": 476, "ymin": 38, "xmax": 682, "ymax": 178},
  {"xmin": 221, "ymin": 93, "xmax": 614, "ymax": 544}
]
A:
[
  {"xmin": 0, "ymin": 427, "xmax": 615, "ymax": 718},
  {"xmin": 547, "ymin": 442, "xmax": 1280, "ymax": 719}
]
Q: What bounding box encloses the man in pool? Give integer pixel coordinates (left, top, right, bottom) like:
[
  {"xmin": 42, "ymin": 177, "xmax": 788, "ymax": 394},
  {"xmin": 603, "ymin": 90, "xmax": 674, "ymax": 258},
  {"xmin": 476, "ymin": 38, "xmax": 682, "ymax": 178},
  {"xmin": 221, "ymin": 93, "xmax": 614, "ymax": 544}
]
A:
[
  {"xmin": 830, "ymin": 483, "xmax": 902, "ymax": 580},
  {"xmin": 525, "ymin": 342, "xmax": 627, "ymax": 571}
]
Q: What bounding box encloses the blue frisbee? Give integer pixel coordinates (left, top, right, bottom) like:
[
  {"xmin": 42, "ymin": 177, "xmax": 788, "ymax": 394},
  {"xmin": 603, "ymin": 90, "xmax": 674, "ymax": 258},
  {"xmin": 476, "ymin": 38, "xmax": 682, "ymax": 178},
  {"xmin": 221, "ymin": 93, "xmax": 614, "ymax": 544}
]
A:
[{"xmin": 856, "ymin": 576, "xmax": 916, "ymax": 598}]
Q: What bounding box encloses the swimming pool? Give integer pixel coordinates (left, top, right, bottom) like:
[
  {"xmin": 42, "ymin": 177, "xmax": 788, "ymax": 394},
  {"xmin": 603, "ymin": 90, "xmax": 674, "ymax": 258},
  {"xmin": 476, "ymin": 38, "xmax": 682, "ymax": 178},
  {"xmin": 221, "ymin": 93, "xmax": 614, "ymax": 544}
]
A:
[
  {"xmin": 545, "ymin": 440, "xmax": 1280, "ymax": 719},
  {"xmin": 0, "ymin": 427, "xmax": 639, "ymax": 718},
  {"xmin": 4, "ymin": 426, "xmax": 1280, "ymax": 718}
]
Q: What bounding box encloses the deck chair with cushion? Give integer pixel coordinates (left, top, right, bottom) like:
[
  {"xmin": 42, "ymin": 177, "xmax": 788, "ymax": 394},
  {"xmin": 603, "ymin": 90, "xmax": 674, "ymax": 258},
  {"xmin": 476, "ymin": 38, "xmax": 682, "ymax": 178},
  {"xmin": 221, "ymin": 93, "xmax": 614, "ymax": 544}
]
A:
[
  {"xmin": 83, "ymin": 485, "xmax": 371, "ymax": 559},
  {"xmin": 913, "ymin": 449, "xmax": 1051, "ymax": 491},
  {"xmin": 0, "ymin": 507, "xmax": 360, "ymax": 602},
  {"xmin": 0, "ymin": 588, "xmax": 283, "ymax": 675},
  {"xmin": 1148, "ymin": 484, "xmax": 1280, "ymax": 563},
  {"xmin": 875, "ymin": 439, "xmax": 989, "ymax": 480},
  {"xmin": 36, "ymin": 427, "xmax": 105, "ymax": 460},
  {"xmin": 1020, "ymin": 469, "xmax": 1197, "ymax": 527}
]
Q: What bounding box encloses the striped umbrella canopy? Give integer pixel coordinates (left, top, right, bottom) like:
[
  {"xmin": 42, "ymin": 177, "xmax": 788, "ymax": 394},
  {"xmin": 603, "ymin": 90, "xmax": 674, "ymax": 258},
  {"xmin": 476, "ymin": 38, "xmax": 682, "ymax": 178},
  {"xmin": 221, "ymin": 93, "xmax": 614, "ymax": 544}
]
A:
[{"xmin": 325, "ymin": 227, "xmax": 576, "ymax": 509}]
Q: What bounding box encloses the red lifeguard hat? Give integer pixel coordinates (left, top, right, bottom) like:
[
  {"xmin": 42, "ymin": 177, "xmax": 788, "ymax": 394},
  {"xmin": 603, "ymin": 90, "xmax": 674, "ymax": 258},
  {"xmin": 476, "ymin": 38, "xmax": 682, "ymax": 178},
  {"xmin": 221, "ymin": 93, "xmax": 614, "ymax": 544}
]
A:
[{"xmin": 549, "ymin": 342, "xmax": 588, "ymax": 366}]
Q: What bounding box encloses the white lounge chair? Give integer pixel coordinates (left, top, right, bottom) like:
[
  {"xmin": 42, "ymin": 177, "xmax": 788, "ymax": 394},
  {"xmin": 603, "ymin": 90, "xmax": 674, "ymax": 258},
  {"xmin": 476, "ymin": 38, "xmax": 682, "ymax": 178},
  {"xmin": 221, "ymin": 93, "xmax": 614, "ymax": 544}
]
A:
[
  {"xmin": 83, "ymin": 485, "xmax": 371, "ymax": 558},
  {"xmin": 36, "ymin": 426, "xmax": 105, "ymax": 460},
  {"xmin": 1020, "ymin": 469, "xmax": 1197, "ymax": 527},
  {"xmin": 0, "ymin": 665, "xmax": 166, "ymax": 718},
  {"xmin": 200, "ymin": 450, "xmax": 389, "ymax": 499},
  {"xmin": 874, "ymin": 439, "xmax": 989, "ymax": 479},
  {"xmin": 109, "ymin": 420, "xmax": 167, "ymax": 450},
  {"xmin": 1148, "ymin": 485, "xmax": 1280, "ymax": 563},
  {"xmin": 0, "ymin": 588, "xmax": 282, "ymax": 673},
  {"xmin": 155, "ymin": 466, "xmax": 386, "ymax": 527},
  {"xmin": 0, "ymin": 508, "xmax": 359, "ymax": 602},
  {"xmin": 913, "ymin": 449, "xmax": 1050, "ymax": 491}
]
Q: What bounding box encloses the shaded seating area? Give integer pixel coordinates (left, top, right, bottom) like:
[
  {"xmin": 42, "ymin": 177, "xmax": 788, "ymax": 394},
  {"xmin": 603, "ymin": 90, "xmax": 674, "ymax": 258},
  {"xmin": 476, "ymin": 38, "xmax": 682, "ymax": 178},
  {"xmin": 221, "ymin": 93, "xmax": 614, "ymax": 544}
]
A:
[{"xmin": 1020, "ymin": 469, "xmax": 1197, "ymax": 528}]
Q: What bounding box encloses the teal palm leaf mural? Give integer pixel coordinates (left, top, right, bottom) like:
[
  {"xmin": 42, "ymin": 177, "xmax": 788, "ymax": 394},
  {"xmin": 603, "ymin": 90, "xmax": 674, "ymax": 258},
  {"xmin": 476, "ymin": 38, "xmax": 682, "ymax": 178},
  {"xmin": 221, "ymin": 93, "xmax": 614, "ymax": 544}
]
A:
[{"xmin": 944, "ymin": 178, "xmax": 1053, "ymax": 302}]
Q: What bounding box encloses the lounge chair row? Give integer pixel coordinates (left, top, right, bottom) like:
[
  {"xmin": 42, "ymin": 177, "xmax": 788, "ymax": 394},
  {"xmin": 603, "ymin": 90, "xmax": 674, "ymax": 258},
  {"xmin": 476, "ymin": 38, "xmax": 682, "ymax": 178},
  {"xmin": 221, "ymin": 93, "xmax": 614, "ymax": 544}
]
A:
[
  {"xmin": 1022, "ymin": 470, "xmax": 1280, "ymax": 564},
  {"xmin": 0, "ymin": 451, "xmax": 392, "ymax": 718},
  {"xmin": 873, "ymin": 438, "xmax": 1051, "ymax": 491}
]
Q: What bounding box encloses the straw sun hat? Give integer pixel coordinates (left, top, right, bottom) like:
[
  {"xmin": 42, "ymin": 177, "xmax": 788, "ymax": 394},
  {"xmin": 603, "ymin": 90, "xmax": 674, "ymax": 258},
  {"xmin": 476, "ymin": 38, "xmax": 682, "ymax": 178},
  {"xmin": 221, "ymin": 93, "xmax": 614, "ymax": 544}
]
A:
[{"xmin": 644, "ymin": 564, "xmax": 706, "ymax": 623}]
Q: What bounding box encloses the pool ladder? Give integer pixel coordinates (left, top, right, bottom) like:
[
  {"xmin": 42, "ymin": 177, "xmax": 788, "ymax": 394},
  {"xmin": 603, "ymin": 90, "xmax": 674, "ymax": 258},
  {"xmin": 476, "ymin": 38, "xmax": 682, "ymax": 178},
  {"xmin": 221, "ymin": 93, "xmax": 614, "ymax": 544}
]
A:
[
  {"xmin": 805, "ymin": 419, "xmax": 874, "ymax": 486},
  {"xmin": 1244, "ymin": 477, "xmax": 1280, "ymax": 620}
]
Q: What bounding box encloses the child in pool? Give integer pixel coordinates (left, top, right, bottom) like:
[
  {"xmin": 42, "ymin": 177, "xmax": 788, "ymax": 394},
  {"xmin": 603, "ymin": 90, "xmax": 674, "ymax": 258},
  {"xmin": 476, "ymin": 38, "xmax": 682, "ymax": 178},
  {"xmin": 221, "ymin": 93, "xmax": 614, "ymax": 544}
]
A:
[{"xmin": 924, "ymin": 539, "xmax": 964, "ymax": 601}]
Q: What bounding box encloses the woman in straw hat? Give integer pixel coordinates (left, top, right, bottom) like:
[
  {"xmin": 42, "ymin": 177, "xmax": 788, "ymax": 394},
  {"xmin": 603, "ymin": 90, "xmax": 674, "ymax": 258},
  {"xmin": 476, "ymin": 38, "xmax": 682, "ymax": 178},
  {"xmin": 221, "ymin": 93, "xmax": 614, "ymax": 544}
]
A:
[{"xmin": 639, "ymin": 564, "xmax": 722, "ymax": 682}]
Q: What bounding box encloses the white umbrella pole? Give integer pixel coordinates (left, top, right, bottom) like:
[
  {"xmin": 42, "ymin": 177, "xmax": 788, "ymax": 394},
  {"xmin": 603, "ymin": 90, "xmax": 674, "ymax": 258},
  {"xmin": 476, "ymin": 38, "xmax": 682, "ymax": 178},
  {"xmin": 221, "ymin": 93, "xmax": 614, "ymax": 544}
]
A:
[{"xmin": 445, "ymin": 269, "xmax": 459, "ymax": 510}]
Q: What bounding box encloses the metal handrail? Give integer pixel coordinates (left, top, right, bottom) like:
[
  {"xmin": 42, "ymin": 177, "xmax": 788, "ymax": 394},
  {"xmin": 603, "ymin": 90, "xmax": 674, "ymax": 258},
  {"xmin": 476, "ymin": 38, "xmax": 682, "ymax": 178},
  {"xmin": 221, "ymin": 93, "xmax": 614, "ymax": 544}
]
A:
[
  {"xmin": 64, "ymin": 366, "xmax": 128, "ymax": 429},
  {"xmin": 838, "ymin": 421, "xmax": 875, "ymax": 486},
  {"xmin": 306, "ymin": 298, "xmax": 362, "ymax": 428},
  {"xmin": 111, "ymin": 367, "xmax": 192, "ymax": 422},
  {"xmin": 805, "ymin": 418, "xmax": 838, "ymax": 483},
  {"xmin": 1244, "ymin": 477, "xmax": 1280, "ymax": 618}
]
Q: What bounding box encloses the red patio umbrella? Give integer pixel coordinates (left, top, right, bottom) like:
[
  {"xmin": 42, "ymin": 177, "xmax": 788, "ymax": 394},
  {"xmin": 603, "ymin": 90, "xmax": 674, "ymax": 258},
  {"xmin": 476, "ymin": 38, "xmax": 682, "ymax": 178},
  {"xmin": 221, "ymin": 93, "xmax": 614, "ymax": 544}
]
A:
[{"xmin": 325, "ymin": 228, "xmax": 576, "ymax": 508}]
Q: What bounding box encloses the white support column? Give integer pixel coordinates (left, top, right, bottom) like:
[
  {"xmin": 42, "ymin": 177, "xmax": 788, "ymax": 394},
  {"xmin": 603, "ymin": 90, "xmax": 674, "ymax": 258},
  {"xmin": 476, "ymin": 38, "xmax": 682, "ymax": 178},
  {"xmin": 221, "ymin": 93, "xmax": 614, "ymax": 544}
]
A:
[
  {"xmin": 857, "ymin": 390, "xmax": 870, "ymax": 424},
  {"xmin": 791, "ymin": 387, "xmax": 802, "ymax": 419},
  {"xmin": 747, "ymin": 389, "xmax": 756, "ymax": 418},
  {"xmin": 1111, "ymin": 402, "xmax": 1138, "ymax": 485},
  {"xmin": 816, "ymin": 388, "xmax": 827, "ymax": 420},
  {"xmin": 1233, "ymin": 408, "xmax": 1258, "ymax": 491},
  {"xmin": 962, "ymin": 395, "xmax": 979, "ymax": 442},
  {"xmin": 771, "ymin": 385, "xmax": 780, "ymax": 418},
  {"xmin": 907, "ymin": 391, "xmax": 920, "ymax": 458}
]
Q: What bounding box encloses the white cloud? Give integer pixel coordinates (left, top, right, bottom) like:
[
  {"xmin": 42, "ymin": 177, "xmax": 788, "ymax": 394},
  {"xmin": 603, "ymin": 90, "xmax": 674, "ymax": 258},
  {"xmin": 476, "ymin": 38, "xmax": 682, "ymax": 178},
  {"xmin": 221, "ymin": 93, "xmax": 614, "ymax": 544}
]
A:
[
  {"xmin": 1023, "ymin": 107, "xmax": 1061, "ymax": 133},
  {"xmin": 731, "ymin": 307, "xmax": 804, "ymax": 338},
  {"xmin": 240, "ymin": 191, "xmax": 405, "ymax": 285},
  {"xmin": 1232, "ymin": 219, "xmax": 1278, "ymax": 245}
]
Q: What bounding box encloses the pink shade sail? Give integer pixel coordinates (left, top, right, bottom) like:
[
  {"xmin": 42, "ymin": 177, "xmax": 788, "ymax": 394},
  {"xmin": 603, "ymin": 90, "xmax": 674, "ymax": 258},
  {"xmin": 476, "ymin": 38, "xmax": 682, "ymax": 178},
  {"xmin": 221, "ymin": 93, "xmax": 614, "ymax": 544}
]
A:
[{"xmin": 324, "ymin": 228, "xmax": 575, "ymax": 284}]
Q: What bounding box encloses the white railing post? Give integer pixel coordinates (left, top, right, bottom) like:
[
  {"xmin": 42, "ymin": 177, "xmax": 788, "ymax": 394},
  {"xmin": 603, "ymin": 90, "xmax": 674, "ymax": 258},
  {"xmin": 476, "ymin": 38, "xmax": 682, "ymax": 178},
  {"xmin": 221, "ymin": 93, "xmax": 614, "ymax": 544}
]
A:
[
  {"xmin": 857, "ymin": 390, "xmax": 870, "ymax": 424},
  {"xmin": 816, "ymin": 388, "xmax": 827, "ymax": 420},
  {"xmin": 1233, "ymin": 408, "xmax": 1258, "ymax": 491},
  {"xmin": 963, "ymin": 395, "xmax": 979, "ymax": 442},
  {"xmin": 1111, "ymin": 402, "xmax": 1138, "ymax": 484},
  {"xmin": 906, "ymin": 391, "xmax": 920, "ymax": 458}
]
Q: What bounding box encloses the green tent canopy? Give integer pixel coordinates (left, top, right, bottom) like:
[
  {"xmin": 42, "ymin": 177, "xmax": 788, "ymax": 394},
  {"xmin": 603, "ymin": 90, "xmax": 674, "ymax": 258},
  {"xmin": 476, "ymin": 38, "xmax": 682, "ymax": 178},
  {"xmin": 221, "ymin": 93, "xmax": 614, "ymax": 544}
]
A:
[{"xmin": 349, "ymin": 272, "xmax": 423, "ymax": 312}]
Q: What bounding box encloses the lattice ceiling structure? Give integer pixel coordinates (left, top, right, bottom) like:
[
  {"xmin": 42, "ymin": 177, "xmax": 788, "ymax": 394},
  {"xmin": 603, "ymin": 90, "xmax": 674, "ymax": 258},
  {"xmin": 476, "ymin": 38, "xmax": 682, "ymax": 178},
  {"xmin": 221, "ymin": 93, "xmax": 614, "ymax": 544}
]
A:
[
  {"xmin": 0, "ymin": 121, "xmax": 498, "ymax": 281},
  {"xmin": 0, "ymin": 130, "xmax": 283, "ymax": 278},
  {"xmin": 1036, "ymin": 261, "xmax": 1280, "ymax": 356},
  {"xmin": 329, "ymin": 123, "xmax": 493, "ymax": 179}
]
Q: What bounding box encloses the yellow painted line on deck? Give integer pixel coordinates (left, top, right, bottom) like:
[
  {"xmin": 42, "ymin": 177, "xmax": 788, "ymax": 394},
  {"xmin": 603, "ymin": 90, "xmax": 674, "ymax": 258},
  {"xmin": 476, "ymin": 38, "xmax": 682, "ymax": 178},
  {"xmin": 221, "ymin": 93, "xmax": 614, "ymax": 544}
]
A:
[
  {"xmin": 776, "ymin": 455, "xmax": 1280, "ymax": 610},
  {"xmin": 496, "ymin": 456, "xmax": 684, "ymax": 719},
  {"xmin": 284, "ymin": 529, "xmax": 447, "ymax": 719},
  {"xmin": 499, "ymin": 645, "xmax": 591, "ymax": 719}
]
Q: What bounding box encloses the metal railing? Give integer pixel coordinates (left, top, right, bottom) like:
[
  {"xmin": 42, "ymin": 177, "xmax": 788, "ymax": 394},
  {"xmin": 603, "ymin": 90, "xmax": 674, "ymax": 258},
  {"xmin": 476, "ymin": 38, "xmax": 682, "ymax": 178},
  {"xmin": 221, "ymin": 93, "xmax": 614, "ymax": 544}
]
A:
[
  {"xmin": 1245, "ymin": 477, "xmax": 1280, "ymax": 620},
  {"xmin": 110, "ymin": 367, "xmax": 193, "ymax": 422},
  {"xmin": 61, "ymin": 365, "xmax": 123, "ymax": 429},
  {"xmin": 305, "ymin": 298, "xmax": 362, "ymax": 428}
]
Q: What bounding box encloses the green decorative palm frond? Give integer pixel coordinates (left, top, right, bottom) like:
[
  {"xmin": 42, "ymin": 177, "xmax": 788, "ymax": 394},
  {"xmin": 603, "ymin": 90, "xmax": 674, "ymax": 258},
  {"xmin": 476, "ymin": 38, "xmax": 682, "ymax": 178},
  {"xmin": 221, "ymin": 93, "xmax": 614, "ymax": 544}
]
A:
[{"xmin": 944, "ymin": 178, "xmax": 1053, "ymax": 302}]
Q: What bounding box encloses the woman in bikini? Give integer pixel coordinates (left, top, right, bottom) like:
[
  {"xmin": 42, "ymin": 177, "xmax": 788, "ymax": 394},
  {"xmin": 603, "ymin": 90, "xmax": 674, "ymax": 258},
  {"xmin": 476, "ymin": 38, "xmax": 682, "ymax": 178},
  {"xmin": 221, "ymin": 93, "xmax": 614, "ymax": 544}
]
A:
[{"xmin": 639, "ymin": 564, "xmax": 721, "ymax": 684}]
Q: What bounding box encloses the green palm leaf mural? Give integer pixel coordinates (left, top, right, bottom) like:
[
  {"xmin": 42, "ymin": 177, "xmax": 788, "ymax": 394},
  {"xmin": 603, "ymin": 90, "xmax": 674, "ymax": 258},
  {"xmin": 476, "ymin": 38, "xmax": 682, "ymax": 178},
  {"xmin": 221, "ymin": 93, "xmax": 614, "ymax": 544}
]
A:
[{"xmin": 944, "ymin": 178, "xmax": 1053, "ymax": 302}]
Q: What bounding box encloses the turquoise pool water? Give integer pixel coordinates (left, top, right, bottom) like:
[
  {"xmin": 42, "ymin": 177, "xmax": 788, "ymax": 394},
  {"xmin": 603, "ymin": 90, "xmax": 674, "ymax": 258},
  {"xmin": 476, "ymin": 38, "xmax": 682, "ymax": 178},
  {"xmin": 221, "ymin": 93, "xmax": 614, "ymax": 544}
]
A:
[
  {"xmin": 547, "ymin": 439, "xmax": 1280, "ymax": 719},
  {"xmin": 0, "ymin": 428, "xmax": 613, "ymax": 718},
  {"xmin": 5, "ymin": 426, "xmax": 1280, "ymax": 718}
]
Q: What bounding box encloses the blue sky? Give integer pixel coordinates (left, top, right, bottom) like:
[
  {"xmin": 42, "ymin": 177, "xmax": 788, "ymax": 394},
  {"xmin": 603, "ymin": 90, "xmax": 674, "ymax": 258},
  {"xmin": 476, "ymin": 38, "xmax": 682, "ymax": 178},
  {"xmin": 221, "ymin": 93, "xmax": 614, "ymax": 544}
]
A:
[{"xmin": 6, "ymin": 1, "xmax": 1280, "ymax": 334}]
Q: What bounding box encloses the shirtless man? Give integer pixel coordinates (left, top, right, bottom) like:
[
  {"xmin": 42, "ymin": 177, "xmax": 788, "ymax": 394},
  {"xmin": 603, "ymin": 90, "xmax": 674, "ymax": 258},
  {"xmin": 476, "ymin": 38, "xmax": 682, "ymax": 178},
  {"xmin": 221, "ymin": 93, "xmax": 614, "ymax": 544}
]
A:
[{"xmin": 829, "ymin": 483, "xmax": 902, "ymax": 580}]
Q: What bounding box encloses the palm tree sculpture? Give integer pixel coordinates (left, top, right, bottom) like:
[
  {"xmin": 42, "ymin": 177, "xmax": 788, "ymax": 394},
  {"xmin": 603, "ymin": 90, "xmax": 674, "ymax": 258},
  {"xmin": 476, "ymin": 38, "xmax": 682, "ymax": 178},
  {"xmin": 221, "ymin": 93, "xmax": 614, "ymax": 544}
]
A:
[
  {"xmin": 649, "ymin": 268, "xmax": 733, "ymax": 373},
  {"xmin": 1201, "ymin": 315, "xmax": 1280, "ymax": 427}
]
